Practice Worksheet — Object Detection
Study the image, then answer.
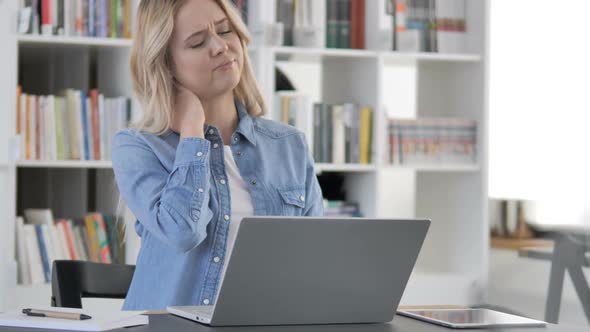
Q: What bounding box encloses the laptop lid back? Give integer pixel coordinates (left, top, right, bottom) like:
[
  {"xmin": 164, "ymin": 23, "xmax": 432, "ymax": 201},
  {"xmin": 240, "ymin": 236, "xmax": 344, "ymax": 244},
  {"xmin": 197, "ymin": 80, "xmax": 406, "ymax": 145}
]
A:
[{"xmin": 211, "ymin": 217, "xmax": 430, "ymax": 326}]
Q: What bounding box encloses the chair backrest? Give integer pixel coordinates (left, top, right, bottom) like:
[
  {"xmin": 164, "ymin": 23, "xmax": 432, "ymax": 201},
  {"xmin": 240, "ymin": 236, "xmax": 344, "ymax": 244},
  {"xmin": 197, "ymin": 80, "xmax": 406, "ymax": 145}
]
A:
[{"xmin": 51, "ymin": 260, "xmax": 135, "ymax": 308}]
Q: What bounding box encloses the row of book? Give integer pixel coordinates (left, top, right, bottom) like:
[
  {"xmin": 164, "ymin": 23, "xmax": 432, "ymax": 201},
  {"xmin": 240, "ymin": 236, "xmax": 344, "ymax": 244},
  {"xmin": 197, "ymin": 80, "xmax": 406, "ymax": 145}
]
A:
[
  {"xmin": 17, "ymin": 0, "xmax": 133, "ymax": 38},
  {"xmin": 15, "ymin": 209, "xmax": 125, "ymax": 285},
  {"xmin": 16, "ymin": 87, "xmax": 132, "ymax": 161},
  {"xmin": 387, "ymin": 118, "xmax": 477, "ymax": 165},
  {"xmin": 326, "ymin": 0, "xmax": 365, "ymax": 49},
  {"xmin": 391, "ymin": 0, "xmax": 467, "ymax": 53},
  {"xmin": 323, "ymin": 200, "xmax": 363, "ymax": 217},
  {"xmin": 275, "ymin": 92, "xmax": 373, "ymax": 164},
  {"xmin": 274, "ymin": 0, "xmax": 467, "ymax": 52},
  {"xmin": 276, "ymin": 0, "xmax": 365, "ymax": 49}
]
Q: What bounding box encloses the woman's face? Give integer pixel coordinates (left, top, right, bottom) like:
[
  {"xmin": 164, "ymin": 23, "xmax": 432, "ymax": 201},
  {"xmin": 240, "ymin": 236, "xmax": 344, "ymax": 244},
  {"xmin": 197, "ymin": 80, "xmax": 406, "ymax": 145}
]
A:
[{"xmin": 169, "ymin": 0, "xmax": 243, "ymax": 100}]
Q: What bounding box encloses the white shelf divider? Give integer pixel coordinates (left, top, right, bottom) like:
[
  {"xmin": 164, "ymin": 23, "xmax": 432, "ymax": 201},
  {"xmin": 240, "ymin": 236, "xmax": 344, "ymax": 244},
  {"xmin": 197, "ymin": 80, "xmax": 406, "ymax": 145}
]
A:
[
  {"xmin": 15, "ymin": 160, "xmax": 114, "ymax": 169},
  {"xmin": 315, "ymin": 163, "xmax": 377, "ymax": 174},
  {"xmin": 17, "ymin": 35, "xmax": 133, "ymax": 48}
]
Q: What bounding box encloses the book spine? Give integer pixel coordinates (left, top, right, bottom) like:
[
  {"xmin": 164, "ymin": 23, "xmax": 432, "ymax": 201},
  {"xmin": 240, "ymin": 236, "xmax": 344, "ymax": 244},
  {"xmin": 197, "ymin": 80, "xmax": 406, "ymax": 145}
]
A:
[
  {"xmin": 41, "ymin": 0, "xmax": 52, "ymax": 35},
  {"xmin": 338, "ymin": 0, "xmax": 350, "ymax": 48},
  {"xmin": 123, "ymin": 0, "xmax": 132, "ymax": 38},
  {"xmin": 34, "ymin": 224, "xmax": 51, "ymax": 282},
  {"xmin": 313, "ymin": 103, "xmax": 322, "ymax": 162},
  {"xmin": 94, "ymin": 213, "xmax": 112, "ymax": 263},
  {"xmin": 350, "ymin": 0, "xmax": 358, "ymax": 49},
  {"xmin": 90, "ymin": 90, "xmax": 100, "ymax": 160},
  {"xmin": 60, "ymin": 220, "xmax": 78, "ymax": 260},
  {"xmin": 24, "ymin": 225, "xmax": 45, "ymax": 284},
  {"xmin": 326, "ymin": 0, "xmax": 338, "ymax": 48},
  {"xmin": 15, "ymin": 217, "xmax": 31, "ymax": 285},
  {"xmin": 111, "ymin": 0, "xmax": 117, "ymax": 37},
  {"xmin": 85, "ymin": 215, "xmax": 99, "ymax": 262}
]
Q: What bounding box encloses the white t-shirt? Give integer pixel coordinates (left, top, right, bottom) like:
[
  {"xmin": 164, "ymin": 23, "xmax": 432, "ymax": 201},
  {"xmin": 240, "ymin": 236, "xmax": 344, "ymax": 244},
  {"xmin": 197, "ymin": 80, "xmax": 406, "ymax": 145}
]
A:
[{"xmin": 214, "ymin": 145, "xmax": 254, "ymax": 302}]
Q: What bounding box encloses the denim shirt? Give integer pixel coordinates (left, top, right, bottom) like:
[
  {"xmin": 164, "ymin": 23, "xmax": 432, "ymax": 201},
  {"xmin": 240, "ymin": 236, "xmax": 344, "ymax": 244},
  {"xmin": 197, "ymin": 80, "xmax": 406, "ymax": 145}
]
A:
[{"xmin": 111, "ymin": 102, "xmax": 324, "ymax": 310}]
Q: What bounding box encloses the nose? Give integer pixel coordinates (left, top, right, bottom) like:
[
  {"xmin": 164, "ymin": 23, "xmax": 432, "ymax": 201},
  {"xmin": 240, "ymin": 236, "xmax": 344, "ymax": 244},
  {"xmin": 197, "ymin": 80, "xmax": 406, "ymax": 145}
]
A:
[{"xmin": 209, "ymin": 32, "xmax": 229, "ymax": 57}]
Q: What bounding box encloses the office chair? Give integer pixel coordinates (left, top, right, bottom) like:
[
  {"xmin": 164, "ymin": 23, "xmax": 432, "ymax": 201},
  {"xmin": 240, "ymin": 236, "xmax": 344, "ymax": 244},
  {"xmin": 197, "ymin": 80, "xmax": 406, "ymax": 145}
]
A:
[{"xmin": 50, "ymin": 260, "xmax": 136, "ymax": 308}]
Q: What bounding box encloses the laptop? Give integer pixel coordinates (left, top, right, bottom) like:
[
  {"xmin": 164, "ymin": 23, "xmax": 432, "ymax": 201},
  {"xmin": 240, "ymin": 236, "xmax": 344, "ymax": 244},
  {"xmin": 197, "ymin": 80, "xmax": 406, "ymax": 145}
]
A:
[{"xmin": 167, "ymin": 216, "xmax": 430, "ymax": 326}]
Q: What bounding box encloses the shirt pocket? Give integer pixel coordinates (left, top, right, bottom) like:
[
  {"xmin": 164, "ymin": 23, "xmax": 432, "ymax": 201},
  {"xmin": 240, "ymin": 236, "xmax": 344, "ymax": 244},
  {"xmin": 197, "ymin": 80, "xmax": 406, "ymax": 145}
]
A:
[{"xmin": 278, "ymin": 186, "xmax": 306, "ymax": 216}]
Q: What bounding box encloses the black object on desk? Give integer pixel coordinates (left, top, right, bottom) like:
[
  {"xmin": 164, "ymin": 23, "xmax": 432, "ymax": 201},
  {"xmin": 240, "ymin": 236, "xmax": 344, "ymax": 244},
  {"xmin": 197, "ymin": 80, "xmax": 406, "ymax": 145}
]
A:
[{"xmin": 51, "ymin": 260, "xmax": 135, "ymax": 308}]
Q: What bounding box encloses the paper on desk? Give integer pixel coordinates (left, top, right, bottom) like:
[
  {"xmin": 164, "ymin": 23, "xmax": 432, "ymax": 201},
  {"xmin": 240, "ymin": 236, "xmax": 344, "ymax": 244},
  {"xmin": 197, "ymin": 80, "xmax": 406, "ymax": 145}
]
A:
[{"xmin": 0, "ymin": 306, "xmax": 148, "ymax": 331}]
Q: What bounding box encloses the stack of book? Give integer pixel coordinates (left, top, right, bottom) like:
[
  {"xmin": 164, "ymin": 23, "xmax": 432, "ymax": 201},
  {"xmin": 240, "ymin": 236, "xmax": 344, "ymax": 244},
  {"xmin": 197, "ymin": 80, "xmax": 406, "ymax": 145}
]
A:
[
  {"xmin": 313, "ymin": 102, "xmax": 373, "ymax": 164},
  {"xmin": 17, "ymin": 0, "xmax": 133, "ymax": 38},
  {"xmin": 275, "ymin": 0, "xmax": 365, "ymax": 49},
  {"xmin": 16, "ymin": 87, "xmax": 132, "ymax": 161},
  {"xmin": 274, "ymin": 92, "xmax": 373, "ymax": 165},
  {"xmin": 392, "ymin": 0, "xmax": 466, "ymax": 53},
  {"xmin": 324, "ymin": 200, "xmax": 362, "ymax": 217},
  {"xmin": 15, "ymin": 209, "xmax": 125, "ymax": 285},
  {"xmin": 387, "ymin": 118, "xmax": 477, "ymax": 165},
  {"xmin": 325, "ymin": 0, "xmax": 365, "ymax": 49}
]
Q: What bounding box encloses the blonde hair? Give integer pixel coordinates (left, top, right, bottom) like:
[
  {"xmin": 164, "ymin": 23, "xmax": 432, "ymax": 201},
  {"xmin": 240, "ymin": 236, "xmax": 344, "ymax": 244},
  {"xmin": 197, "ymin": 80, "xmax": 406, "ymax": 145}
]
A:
[{"xmin": 129, "ymin": 0, "xmax": 267, "ymax": 135}]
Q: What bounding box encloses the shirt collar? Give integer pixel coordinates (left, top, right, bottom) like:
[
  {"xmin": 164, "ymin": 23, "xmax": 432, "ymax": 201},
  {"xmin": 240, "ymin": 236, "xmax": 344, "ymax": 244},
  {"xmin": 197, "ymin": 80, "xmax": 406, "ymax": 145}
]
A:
[{"xmin": 233, "ymin": 100, "xmax": 257, "ymax": 146}]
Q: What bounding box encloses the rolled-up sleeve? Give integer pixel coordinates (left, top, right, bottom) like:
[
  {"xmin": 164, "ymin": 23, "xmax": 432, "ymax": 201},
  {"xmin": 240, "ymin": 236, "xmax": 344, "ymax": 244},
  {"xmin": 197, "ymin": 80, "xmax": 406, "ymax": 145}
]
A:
[{"xmin": 112, "ymin": 131, "xmax": 214, "ymax": 253}]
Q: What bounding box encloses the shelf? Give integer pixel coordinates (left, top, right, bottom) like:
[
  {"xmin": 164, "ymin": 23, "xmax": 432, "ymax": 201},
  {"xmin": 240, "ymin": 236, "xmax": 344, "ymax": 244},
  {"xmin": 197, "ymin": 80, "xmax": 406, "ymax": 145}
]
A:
[
  {"xmin": 17, "ymin": 35, "xmax": 133, "ymax": 48},
  {"xmin": 491, "ymin": 237, "xmax": 554, "ymax": 251},
  {"xmin": 271, "ymin": 46, "xmax": 378, "ymax": 59},
  {"xmin": 268, "ymin": 46, "xmax": 480, "ymax": 63},
  {"xmin": 16, "ymin": 160, "xmax": 113, "ymax": 169},
  {"xmin": 315, "ymin": 163, "xmax": 377, "ymax": 173},
  {"xmin": 382, "ymin": 164, "xmax": 480, "ymax": 172},
  {"xmin": 381, "ymin": 51, "xmax": 481, "ymax": 63},
  {"xmin": 14, "ymin": 37, "xmax": 481, "ymax": 64}
]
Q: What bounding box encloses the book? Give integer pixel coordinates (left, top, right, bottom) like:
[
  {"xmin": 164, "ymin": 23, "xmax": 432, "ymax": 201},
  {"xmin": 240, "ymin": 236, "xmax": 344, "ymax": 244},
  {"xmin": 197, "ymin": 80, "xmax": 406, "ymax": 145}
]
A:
[
  {"xmin": 22, "ymin": 225, "xmax": 45, "ymax": 284},
  {"xmin": 0, "ymin": 307, "xmax": 148, "ymax": 331},
  {"xmin": 15, "ymin": 217, "xmax": 31, "ymax": 285}
]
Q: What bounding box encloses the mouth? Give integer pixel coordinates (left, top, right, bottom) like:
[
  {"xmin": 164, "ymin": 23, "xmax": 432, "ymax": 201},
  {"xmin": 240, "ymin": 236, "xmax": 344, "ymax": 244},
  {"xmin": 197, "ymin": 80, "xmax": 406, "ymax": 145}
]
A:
[{"xmin": 215, "ymin": 59, "xmax": 235, "ymax": 71}]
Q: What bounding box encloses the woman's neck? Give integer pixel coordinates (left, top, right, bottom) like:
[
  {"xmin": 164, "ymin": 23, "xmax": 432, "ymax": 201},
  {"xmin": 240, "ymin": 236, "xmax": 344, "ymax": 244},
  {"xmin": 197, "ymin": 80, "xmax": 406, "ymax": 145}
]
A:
[{"xmin": 201, "ymin": 94, "xmax": 239, "ymax": 145}]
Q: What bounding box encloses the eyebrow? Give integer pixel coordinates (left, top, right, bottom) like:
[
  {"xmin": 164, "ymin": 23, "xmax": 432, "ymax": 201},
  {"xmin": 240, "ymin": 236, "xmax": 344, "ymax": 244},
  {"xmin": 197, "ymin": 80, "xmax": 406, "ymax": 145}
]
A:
[{"xmin": 184, "ymin": 18, "xmax": 229, "ymax": 43}]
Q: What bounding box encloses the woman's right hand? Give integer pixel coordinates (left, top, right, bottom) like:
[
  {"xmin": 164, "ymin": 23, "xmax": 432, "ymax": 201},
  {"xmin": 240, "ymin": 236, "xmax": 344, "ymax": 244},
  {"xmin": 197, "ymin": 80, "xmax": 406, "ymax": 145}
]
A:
[{"xmin": 172, "ymin": 82, "xmax": 206, "ymax": 138}]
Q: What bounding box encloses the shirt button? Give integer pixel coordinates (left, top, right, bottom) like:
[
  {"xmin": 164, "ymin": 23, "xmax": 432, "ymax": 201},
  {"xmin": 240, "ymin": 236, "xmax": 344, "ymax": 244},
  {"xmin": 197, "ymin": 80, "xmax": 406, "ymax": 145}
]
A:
[
  {"xmin": 300, "ymin": 195, "xmax": 305, "ymax": 202},
  {"xmin": 219, "ymin": 179, "xmax": 226, "ymax": 185},
  {"xmin": 198, "ymin": 188, "xmax": 204, "ymax": 193},
  {"xmin": 196, "ymin": 152, "xmax": 203, "ymax": 157},
  {"xmin": 224, "ymin": 214, "xmax": 230, "ymax": 221},
  {"xmin": 250, "ymin": 179, "xmax": 257, "ymax": 185},
  {"xmin": 213, "ymin": 257, "xmax": 220, "ymax": 263},
  {"xmin": 203, "ymin": 299, "xmax": 210, "ymax": 305},
  {"xmin": 213, "ymin": 143, "xmax": 219, "ymax": 148},
  {"xmin": 233, "ymin": 136, "xmax": 239, "ymax": 143},
  {"xmin": 236, "ymin": 151, "xmax": 242, "ymax": 156},
  {"xmin": 208, "ymin": 129, "xmax": 214, "ymax": 135}
]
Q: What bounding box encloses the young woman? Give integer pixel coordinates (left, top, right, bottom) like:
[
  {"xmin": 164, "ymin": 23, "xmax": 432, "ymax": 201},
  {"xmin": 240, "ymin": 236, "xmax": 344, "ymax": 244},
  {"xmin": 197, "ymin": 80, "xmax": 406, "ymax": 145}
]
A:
[{"xmin": 112, "ymin": 0, "xmax": 323, "ymax": 310}]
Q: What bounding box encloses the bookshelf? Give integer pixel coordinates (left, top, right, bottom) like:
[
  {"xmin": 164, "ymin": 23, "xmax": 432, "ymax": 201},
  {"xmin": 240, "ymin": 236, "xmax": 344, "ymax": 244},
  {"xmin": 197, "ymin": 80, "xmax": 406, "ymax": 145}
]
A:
[{"xmin": 0, "ymin": 0, "xmax": 490, "ymax": 311}]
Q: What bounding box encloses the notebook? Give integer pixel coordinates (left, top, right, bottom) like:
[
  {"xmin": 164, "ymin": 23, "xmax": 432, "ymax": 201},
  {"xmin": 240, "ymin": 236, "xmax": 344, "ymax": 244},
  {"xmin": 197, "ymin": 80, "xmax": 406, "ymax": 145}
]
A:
[{"xmin": 0, "ymin": 307, "xmax": 148, "ymax": 331}]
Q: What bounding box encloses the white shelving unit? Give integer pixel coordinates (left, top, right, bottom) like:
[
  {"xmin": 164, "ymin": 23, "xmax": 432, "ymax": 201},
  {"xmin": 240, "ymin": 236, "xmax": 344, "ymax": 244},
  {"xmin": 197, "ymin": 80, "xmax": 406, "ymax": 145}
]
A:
[{"xmin": 0, "ymin": 0, "xmax": 490, "ymax": 311}]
